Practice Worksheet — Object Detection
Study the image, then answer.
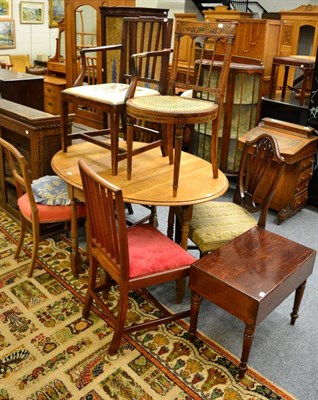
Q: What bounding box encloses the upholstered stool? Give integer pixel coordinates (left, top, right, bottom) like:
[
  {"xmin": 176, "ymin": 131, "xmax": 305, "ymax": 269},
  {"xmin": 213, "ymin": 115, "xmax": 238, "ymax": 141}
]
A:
[{"xmin": 189, "ymin": 226, "xmax": 316, "ymax": 378}]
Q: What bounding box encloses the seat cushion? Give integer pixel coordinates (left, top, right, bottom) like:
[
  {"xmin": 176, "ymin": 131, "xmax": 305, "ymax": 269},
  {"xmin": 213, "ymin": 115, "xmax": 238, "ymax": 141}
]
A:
[
  {"xmin": 18, "ymin": 193, "xmax": 86, "ymax": 223},
  {"xmin": 189, "ymin": 202, "xmax": 257, "ymax": 254},
  {"xmin": 63, "ymin": 83, "xmax": 160, "ymax": 106},
  {"xmin": 31, "ymin": 175, "xmax": 71, "ymax": 205},
  {"xmin": 127, "ymin": 224, "xmax": 196, "ymax": 279}
]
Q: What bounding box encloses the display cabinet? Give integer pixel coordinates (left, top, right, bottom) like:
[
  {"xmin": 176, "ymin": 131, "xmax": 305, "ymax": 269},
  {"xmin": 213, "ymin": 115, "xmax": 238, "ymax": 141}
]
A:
[{"xmin": 187, "ymin": 56, "xmax": 264, "ymax": 175}]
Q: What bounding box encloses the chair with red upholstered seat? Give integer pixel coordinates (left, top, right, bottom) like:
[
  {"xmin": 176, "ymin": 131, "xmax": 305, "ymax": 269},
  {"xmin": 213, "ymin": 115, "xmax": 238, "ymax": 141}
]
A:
[
  {"xmin": 78, "ymin": 159, "xmax": 196, "ymax": 357},
  {"xmin": 0, "ymin": 138, "xmax": 86, "ymax": 277}
]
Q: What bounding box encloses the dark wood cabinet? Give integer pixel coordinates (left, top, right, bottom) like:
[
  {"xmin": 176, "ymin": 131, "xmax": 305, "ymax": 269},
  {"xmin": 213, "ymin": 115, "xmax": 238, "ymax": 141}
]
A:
[{"xmin": 0, "ymin": 69, "xmax": 44, "ymax": 111}]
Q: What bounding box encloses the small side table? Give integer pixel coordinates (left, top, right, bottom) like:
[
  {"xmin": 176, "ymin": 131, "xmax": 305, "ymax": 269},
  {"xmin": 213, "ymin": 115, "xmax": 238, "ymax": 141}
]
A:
[
  {"xmin": 269, "ymin": 56, "xmax": 315, "ymax": 106},
  {"xmin": 239, "ymin": 117, "xmax": 318, "ymax": 223}
]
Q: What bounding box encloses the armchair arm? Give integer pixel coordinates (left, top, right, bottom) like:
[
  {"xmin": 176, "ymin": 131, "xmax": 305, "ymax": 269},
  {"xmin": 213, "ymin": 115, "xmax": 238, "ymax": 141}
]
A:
[
  {"xmin": 73, "ymin": 44, "xmax": 123, "ymax": 87},
  {"xmin": 125, "ymin": 48, "xmax": 172, "ymax": 100}
]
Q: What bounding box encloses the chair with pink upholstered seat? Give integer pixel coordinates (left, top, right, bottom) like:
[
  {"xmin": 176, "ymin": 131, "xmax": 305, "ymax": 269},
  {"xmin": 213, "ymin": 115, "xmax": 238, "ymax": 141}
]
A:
[
  {"xmin": 0, "ymin": 138, "xmax": 86, "ymax": 277},
  {"xmin": 78, "ymin": 159, "xmax": 196, "ymax": 357}
]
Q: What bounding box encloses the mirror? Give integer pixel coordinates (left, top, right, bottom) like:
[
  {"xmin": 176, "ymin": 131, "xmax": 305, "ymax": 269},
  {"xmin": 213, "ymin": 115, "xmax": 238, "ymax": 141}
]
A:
[{"xmin": 76, "ymin": 6, "xmax": 97, "ymax": 52}]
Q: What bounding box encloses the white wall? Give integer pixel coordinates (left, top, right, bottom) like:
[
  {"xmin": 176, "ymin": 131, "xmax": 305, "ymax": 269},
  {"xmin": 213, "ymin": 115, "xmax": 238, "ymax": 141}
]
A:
[
  {"xmin": 0, "ymin": 0, "xmax": 58, "ymax": 62},
  {"xmin": 0, "ymin": 0, "xmax": 313, "ymax": 63}
]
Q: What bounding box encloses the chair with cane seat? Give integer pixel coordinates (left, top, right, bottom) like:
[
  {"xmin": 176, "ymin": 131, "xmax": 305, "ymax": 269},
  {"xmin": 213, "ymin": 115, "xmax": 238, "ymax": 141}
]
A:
[
  {"xmin": 125, "ymin": 20, "xmax": 237, "ymax": 196},
  {"xmin": 0, "ymin": 138, "xmax": 86, "ymax": 277},
  {"xmin": 61, "ymin": 16, "xmax": 173, "ymax": 176},
  {"xmin": 78, "ymin": 159, "xmax": 196, "ymax": 357},
  {"xmin": 180, "ymin": 133, "xmax": 286, "ymax": 256}
]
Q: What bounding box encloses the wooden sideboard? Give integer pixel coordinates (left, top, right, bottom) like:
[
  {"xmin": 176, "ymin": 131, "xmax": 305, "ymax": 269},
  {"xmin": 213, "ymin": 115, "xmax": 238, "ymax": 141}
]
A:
[
  {"xmin": 0, "ymin": 99, "xmax": 74, "ymax": 217},
  {"xmin": 239, "ymin": 118, "xmax": 318, "ymax": 223},
  {"xmin": 0, "ymin": 69, "xmax": 44, "ymax": 111}
]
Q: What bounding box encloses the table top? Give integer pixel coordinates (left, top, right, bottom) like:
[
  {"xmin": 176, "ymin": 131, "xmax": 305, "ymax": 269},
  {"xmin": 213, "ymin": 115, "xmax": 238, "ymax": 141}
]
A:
[
  {"xmin": 0, "ymin": 69, "xmax": 44, "ymax": 82},
  {"xmin": 272, "ymin": 55, "xmax": 315, "ymax": 67},
  {"xmin": 51, "ymin": 141, "xmax": 228, "ymax": 206}
]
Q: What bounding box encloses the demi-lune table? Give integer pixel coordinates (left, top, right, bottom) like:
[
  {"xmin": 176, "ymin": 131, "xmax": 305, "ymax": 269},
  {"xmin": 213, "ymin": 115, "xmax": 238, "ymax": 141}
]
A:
[{"xmin": 51, "ymin": 141, "xmax": 228, "ymax": 296}]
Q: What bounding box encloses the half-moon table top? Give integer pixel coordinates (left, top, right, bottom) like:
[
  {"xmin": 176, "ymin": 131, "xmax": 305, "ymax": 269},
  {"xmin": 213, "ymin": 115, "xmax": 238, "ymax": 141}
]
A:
[{"xmin": 51, "ymin": 141, "xmax": 228, "ymax": 206}]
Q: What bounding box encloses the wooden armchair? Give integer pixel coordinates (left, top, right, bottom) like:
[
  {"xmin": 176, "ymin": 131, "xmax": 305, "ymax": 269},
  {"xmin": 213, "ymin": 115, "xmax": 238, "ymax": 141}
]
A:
[
  {"xmin": 78, "ymin": 159, "xmax": 196, "ymax": 357},
  {"xmin": 61, "ymin": 16, "xmax": 173, "ymax": 176}
]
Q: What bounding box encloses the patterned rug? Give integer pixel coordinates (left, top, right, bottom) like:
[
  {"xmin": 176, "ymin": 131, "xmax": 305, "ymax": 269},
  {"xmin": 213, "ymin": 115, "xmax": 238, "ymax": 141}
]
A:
[{"xmin": 0, "ymin": 210, "xmax": 296, "ymax": 400}]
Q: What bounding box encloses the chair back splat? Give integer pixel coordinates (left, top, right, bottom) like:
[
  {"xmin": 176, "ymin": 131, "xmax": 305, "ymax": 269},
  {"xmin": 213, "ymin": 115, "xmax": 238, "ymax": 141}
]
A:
[
  {"xmin": 78, "ymin": 160, "xmax": 196, "ymax": 356},
  {"xmin": 234, "ymin": 133, "xmax": 285, "ymax": 228}
]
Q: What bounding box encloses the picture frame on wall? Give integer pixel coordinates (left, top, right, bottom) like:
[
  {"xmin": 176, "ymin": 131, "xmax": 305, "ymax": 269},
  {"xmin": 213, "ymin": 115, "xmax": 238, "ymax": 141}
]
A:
[
  {"xmin": 20, "ymin": 1, "xmax": 44, "ymax": 24},
  {"xmin": 0, "ymin": 0, "xmax": 12, "ymax": 20},
  {"xmin": 49, "ymin": 0, "xmax": 64, "ymax": 28},
  {"xmin": 0, "ymin": 20, "xmax": 15, "ymax": 48}
]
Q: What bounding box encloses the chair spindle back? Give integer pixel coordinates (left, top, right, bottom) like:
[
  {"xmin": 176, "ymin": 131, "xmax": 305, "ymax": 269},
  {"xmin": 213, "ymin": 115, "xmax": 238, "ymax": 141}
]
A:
[{"xmin": 79, "ymin": 160, "xmax": 130, "ymax": 281}]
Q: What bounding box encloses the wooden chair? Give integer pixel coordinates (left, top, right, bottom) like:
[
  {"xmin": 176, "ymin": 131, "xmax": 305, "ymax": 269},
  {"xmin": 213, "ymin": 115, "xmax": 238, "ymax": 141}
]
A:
[
  {"xmin": 78, "ymin": 159, "xmax": 196, "ymax": 357},
  {"xmin": 0, "ymin": 138, "xmax": 86, "ymax": 277},
  {"xmin": 189, "ymin": 227, "xmax": 316, "ymax": 378},
  {"xmin": 125, "ymin": 20, "xmax": 237, "ymax": 196},
  {"xmin": 61, "ymin": 16, "xmax": 173, "ymax": 176},
  {"xmin": 178, "ymin": 133, "xmax": 286, "ymax": 256}
]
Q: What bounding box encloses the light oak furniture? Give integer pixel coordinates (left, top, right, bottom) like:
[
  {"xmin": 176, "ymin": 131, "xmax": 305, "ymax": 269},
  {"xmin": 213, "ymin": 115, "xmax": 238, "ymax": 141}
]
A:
[
  {"xmin": 275, "ymin": 5, "xmax": 318, "ymax": 92},
  {"xmin": 189, "ymin": 226, "xmax": 316, "ymax": 378},
  {"xmin": 204, "ymin": 10, "xmax": 281, "ymax": 96},
  {"xmin": 278, "ymin": 5, "xmax": 318, "ymax": 59},
  {"xmin": 44, "ymin": 76, "xmax": 67, "ymax": 115},
  {"xmin": 79, "ymin": 160, "xmax": 195, "ymax": 356},
  {"xmin": 61, "ymin": 16, "xmax": 173, "ymax": 176},
  {"xmin": 0, "ymin": 99, "xmax": 73, "ymax": 218},
  {"xmin": 239, "ymin": 118, "xmax": 318, "ymax": 223},
  {"xmin": 51, "ymin": 141, "xmax": 228, "ymax": 298},
  {"xmin": 126, "ymin": 20, "xmax": 237, "ymax": 196},
  {"xmin": 0, "ymin": 139, "xmax": 85, "ymax": 277}
]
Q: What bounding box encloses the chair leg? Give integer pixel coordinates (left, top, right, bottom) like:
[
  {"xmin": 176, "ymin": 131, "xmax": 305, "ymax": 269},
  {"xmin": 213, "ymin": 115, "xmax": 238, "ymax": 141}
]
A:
[
  {"xmin": 290, "ymin": 280, "xmax": 307, "ymax": 325},
  {"xmin": 28, "ymin": 220, "xmax": 40, "ymax": 278},
  {"xmin": 239, "ymin": 324, "xmax": 256, "ymax": 379},
  {"xmin": 82, "ymin": 255, "xmax": 98, "ymax": 318},
  {"xmin": 108, "ymin": 287, "xmax": 129, "ymax": 356},
  {"xmin": 14, "ymin": 213, "xmax": 26, "ymax": 259},
  {"xmin": 189, "ymin": 291, "xmax": 202, "ymax": 340}
]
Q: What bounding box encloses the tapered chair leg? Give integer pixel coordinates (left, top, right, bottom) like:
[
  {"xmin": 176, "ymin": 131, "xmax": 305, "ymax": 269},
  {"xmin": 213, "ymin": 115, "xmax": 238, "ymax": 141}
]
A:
[
  {"xmin": 108, "ymin": 289, "xmax": 129, "ymax": 356},
  {"xmin": 14, "ymin": 213, "xmax": 26, "ymax": 260},
  {"xmin": 83, "ymin": 256, "xmax": 98, "ymax": 318},
  {"xmin": 28, "ymin": 220, "xmax": 40, "ymax": 278}
]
